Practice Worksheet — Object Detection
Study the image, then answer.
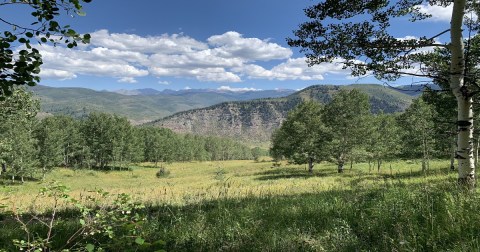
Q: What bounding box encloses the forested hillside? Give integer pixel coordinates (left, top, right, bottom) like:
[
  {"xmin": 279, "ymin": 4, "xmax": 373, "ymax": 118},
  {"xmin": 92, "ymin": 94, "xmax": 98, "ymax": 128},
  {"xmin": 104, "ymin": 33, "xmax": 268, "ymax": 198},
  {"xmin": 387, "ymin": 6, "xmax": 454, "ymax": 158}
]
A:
[
  {"xmin": 30, "ymin": 85, "xmax": 295, "ymax": 124},
  {"xmin": 150, "ymin": 84, "xmax": 415, "ymax": 144}
]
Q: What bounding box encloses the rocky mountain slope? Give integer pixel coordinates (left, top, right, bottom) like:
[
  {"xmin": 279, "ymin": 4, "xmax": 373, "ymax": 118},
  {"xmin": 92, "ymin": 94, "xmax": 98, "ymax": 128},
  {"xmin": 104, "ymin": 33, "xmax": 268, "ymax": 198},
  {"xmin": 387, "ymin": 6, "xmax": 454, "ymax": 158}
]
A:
[{"xmin": 149, "ymin": 84, "xmax": 415, "ymax": 144}]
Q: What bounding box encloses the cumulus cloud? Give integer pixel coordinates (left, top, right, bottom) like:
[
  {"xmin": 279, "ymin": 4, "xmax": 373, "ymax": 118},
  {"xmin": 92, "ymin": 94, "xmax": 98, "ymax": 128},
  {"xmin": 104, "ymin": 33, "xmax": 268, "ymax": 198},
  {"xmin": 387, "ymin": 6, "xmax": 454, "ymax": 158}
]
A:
[
  {"xmin": 39, "ymin": 69, "xmax": 77, "ymax": 80},
  {"xmin": 150, "ymin": 67, "xmax": 241, "ymax": 82},
  {"xmin": 234, "ymin": 58, "xmax": 351, "ymax": 81},
  {"xmin": 118, "ymin": 77, "xmax": 138, "ymax": 83},
  {"xmin": 90, "ymin": 29, "xmax": 208, "ymax": 54},
  {"xmin": 217, "ymin": 86, "xmax": 261, "ymax": 92},
  {"xmin": 35, "ymin": 29, "xmax": 354, "ymax": 84},
  {"xmin": 208, "ymin": 31, "xmax": 292, "ymax": 61},
  {"xmin": 416, "ymin": 3, "xmax": 477, "ymax": 23},
  {"xmin": 38, "ymin": 44, "xmax": 148, "ymax": 82},
  {"xmin": 416, "ymin": 4, "xmax": 453, "ymax": 22}
]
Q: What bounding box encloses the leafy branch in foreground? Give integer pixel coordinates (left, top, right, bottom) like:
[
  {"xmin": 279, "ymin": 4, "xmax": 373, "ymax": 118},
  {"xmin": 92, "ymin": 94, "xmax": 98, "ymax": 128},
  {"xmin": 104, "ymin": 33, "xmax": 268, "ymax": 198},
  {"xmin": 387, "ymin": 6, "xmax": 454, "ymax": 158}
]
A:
[
  {"xmin": 0, "ymin": 0, "xmax": 92, "ymax": 99},
  {"xmin": 3, "ymin": 181, "xmax": 165, "ymax": 251},
  {"xmin": 289, "ymin": 0, "xmax": 479, "ymax": 188}
]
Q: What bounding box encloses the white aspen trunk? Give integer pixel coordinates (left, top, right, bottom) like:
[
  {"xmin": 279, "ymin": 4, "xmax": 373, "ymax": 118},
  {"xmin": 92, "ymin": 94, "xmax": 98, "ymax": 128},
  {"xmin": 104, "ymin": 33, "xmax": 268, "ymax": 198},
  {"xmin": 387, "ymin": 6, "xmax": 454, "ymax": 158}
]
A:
[
  {"xmin": 451, "ymin": 0, "xmax": 475, "ymax": 187},
  {"xmin": 450, "ymin": 135, "xmax": 456, "ymax": 171},
  {"xmin": 474, "ymin": 135, "xmax": 479, "ymax": 169}
]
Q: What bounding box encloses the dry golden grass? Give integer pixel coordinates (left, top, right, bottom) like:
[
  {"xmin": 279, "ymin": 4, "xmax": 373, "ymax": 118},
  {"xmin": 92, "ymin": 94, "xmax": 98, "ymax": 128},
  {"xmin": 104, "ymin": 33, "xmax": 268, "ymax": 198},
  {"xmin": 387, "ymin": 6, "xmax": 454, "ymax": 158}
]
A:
[{"xmin": 0, "ymin": 159, "xmax": 454, "ymax": 212}]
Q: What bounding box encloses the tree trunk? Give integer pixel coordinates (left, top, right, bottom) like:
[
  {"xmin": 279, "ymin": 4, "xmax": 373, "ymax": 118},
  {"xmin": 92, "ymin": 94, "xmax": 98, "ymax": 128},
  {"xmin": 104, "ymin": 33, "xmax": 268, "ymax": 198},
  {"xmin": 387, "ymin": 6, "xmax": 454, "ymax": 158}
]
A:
[
  {"xmin": 337, "ymin": 161, "xmax": 344, "ymax": 173},
  {"xmin": 377, "ymin": 159, "xmax": 382, "ymax": 172},
  {"xmin": 450, "ymin": 136, "xmax": 456, "ymax": 171},
  {"xmin": 308, "ymin": 158, "xmax": 314, "ymax": 173},
  {"xmin": 451, "ymin": 0, "xmax": 475, "ymax": 188},
  {"xmin": 474, "ymin": 135, "xmax": 479, "ymax": 169},
  {"xmin": 422, "ymin": 134, "xmax": 427, "ymax": 172}
]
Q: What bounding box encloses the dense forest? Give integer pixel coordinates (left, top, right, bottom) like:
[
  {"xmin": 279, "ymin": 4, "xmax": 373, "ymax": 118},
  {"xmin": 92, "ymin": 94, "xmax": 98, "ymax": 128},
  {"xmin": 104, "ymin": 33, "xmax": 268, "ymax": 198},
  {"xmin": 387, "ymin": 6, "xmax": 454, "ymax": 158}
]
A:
[{"xmin": 0, "ymin": 89, "xmax": 262, "ymax": 182}]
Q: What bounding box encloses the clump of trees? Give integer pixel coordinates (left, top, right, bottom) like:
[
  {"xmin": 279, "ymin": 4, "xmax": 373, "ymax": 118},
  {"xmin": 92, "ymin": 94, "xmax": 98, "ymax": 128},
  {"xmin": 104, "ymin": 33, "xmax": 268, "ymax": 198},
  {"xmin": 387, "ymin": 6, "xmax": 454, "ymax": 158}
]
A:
[
  {"xmin": 0, "ymin": 89, "xmax": 259, "ymax": 182},
  {"xmin": 271, "ymin": 89, "xmax": 461, "ymax": 173},
  {"xmin": 287, "ymin": 0, "xmax": 479, "ymax": 187}
]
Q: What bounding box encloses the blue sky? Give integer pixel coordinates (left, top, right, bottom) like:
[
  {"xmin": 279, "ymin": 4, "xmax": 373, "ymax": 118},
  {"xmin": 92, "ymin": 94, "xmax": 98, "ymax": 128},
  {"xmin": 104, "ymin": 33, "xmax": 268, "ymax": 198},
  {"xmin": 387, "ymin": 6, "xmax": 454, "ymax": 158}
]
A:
[{"xmin": 5, "ymin": 1, "xmax": 457, "ymax": 91}]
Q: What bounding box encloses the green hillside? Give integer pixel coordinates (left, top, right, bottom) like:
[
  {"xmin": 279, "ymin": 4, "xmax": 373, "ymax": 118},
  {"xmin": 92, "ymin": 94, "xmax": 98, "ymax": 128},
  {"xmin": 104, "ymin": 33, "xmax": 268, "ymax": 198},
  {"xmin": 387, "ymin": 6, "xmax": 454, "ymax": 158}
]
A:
[{"xmin": 30, "ymin": 85, "xmax": 294, "ymax": 124}]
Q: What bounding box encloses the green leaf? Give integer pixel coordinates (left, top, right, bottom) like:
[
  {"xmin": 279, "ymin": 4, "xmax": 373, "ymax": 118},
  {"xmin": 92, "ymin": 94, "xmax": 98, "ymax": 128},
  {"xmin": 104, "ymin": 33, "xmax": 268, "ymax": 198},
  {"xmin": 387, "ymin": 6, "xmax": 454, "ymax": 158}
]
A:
[
  {"xmin": 26, "ymin": 32, "xmax": 33, "ymax": 38},
  {"xmin": 79, "ymin": 219, "xmax": 85, "ymax": 225},
  {"xmin": 85, "ymin": 244, "xmax": 95, "ymax": 252},
  {"xmin": 135, "ymin": 237, "xmax": 145, "ymax": 245}
]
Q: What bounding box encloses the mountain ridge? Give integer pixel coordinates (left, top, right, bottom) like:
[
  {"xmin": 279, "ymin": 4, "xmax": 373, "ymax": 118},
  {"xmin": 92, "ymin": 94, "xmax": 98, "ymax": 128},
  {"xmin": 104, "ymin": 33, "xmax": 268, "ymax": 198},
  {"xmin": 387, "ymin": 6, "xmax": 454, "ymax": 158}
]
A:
[
  {"xmin": 29, "ymin": 85, "xmax": 296, "ymax": 124},
  {"xmin": 149, "ymin": 84, "xmax": 416, "ymax": 145}
]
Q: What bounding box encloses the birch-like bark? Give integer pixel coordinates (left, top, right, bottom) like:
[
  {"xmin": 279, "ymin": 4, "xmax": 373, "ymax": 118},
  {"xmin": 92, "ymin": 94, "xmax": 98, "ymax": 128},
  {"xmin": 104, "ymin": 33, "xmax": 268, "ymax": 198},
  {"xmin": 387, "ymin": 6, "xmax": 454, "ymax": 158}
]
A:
[
  {"xmin": 474, "ymin": 135, "xmax": 479, "ymax": 169},
  {"xmin": 450, "ymin": 135, "xmax": 456, "ymax": 171},
  {"xmin": 451, "ymin": 0, "xmax": 475, "ymax": 187}
]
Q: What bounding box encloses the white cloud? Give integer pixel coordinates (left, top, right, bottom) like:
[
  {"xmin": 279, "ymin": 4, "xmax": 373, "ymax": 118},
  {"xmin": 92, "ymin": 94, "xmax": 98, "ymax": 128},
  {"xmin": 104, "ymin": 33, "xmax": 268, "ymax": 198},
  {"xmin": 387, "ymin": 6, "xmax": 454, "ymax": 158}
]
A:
[
  {"xmin": 38, "ymin": 44, "xmax": 149, "ymax": 80},
  {"xmin": 39, "ymin": 69, "xmax": 77, "ymax": 80},
  {"xmin": 416, "ymin": 4, "xmax": 452, "ymax": 22},
  {"xmin": 90, "ymin": 29, "xmax": 208, "ymax": 54},
  {"xmin": 118, "ymin": 77, "xmax": 138, "ymax": 83},
  {"xmin": 149, "ymin": 49, "xmax": 243, "ymax": 69},
  {"xmin": 207, "ymin": 31, "xmax": 292, "ymax": 61},
  {"xmin": 35, "ymin": 29, "xmax": 355, "ymax": 84},
  {"xmin": 235, "ymin": 58, "xmax": 352, "ymax": 81},
  {"xmin": 217, "ymin": 86, "xmax": 261, "ymax": 92},
  {"xmin": 150, "ymin": 67, "xmax": 241, "ymax": 82},
  {"xmin": 158, "ymin": 80, "xmax": 170, "ymax": 85},
  {"xmin": 416, "ymin": 3, "xmax": 477, "ymax": 22}
]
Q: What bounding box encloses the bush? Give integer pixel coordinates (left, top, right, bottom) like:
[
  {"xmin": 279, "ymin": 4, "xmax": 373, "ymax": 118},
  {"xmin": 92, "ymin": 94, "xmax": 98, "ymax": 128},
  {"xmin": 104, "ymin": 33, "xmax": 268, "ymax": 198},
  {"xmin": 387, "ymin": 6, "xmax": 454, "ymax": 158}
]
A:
[{"xmin": 156, "ymin": 167, "xmax": 170, "ymax": 178}]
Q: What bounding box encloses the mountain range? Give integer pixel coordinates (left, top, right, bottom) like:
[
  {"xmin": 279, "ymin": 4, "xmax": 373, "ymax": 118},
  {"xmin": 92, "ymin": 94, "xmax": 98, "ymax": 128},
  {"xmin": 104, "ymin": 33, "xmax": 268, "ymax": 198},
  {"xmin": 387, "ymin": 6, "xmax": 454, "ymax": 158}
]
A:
[
  {"xmin": 31, "ymin": 84, "xmax": 426, "ymax": 145},
  {"xmin": 148, "ymin": 84, "xmax": 417, "ymax": 145},
  {"xmin": 29, "ymin": 85, "xmax": 295, "ymax": 124}
]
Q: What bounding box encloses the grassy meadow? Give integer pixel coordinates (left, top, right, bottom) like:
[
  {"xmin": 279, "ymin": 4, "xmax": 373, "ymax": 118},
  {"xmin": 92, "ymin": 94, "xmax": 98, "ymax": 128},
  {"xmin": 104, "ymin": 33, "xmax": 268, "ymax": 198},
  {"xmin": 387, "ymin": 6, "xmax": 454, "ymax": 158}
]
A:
[{"xmin": 2, "ymin": 159, "xmax": 480, "ymax": 251}]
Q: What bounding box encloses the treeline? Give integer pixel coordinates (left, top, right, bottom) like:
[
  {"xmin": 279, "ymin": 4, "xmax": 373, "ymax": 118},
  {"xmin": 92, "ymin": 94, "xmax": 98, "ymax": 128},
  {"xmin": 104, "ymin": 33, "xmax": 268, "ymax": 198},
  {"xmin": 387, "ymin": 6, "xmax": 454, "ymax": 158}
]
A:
[
  {"xmin": 0, "ymin": 89, "xmax": 263, "ymax": 182},
  {"xmin": 271, "ymin": 89, "xmax": 464, "ymax": 173}
]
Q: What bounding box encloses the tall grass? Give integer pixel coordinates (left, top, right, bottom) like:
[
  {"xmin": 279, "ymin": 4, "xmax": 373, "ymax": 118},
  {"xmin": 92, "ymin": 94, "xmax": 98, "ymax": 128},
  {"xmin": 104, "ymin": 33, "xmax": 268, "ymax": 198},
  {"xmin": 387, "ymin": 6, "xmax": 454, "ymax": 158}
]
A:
[{"xmin": 1, "ymin": 160, "xmax": 479, "ymax": 251}]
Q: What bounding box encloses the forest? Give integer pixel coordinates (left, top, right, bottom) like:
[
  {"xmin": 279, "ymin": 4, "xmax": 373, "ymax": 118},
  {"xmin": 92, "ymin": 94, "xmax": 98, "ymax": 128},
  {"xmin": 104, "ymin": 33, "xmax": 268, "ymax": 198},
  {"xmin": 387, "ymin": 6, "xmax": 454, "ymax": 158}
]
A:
[{"xmin": 0, "ymin": 89, "xmax": 260, "ymax": 182}]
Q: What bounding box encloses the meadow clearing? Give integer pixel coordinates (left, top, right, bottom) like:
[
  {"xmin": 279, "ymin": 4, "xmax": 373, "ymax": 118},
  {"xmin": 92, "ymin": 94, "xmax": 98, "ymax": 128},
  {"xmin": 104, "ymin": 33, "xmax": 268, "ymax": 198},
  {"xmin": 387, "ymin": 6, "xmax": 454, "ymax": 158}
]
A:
[
  {"xmin": 1, "ymin": 159, "xmax": 480, "ymax": 251},
  {"xmin": 0, "ymin": 159, "xmax": 453, "ymax": 210}
]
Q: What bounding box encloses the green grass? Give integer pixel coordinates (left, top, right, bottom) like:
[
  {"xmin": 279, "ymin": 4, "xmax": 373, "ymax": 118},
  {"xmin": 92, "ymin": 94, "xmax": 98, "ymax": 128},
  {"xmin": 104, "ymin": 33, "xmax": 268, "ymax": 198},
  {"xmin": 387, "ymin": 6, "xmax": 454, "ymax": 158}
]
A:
[{"xmin": 2, "ymin": 159, "xmax": 480, "ymax": 251}]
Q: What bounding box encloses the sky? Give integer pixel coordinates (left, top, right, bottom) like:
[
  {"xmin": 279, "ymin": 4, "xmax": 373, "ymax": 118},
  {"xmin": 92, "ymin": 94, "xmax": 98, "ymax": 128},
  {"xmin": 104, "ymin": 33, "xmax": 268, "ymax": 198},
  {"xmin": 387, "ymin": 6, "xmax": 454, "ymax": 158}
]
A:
[{"xmin": 2, "ymin": 0, "xmax": 457, "ymax": 91}]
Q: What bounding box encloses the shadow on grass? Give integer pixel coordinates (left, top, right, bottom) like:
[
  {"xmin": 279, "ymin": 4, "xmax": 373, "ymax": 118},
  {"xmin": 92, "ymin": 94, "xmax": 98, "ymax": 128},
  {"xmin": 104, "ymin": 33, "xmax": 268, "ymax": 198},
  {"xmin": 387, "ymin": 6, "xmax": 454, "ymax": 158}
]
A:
[
  {"xmin": 253, "ymin": 167, "xmax": 336, "ymax": 180},
  {"xmin": 1, "ymin": 173, "xmax": 473, "ymax": 252},
  {"xmin": 379, "ymin": 167, "xmax": 453, "ymax": 180},
  {"xmin": 0, "ymin": 175, "xmax": 41, "ymax": 185}
]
